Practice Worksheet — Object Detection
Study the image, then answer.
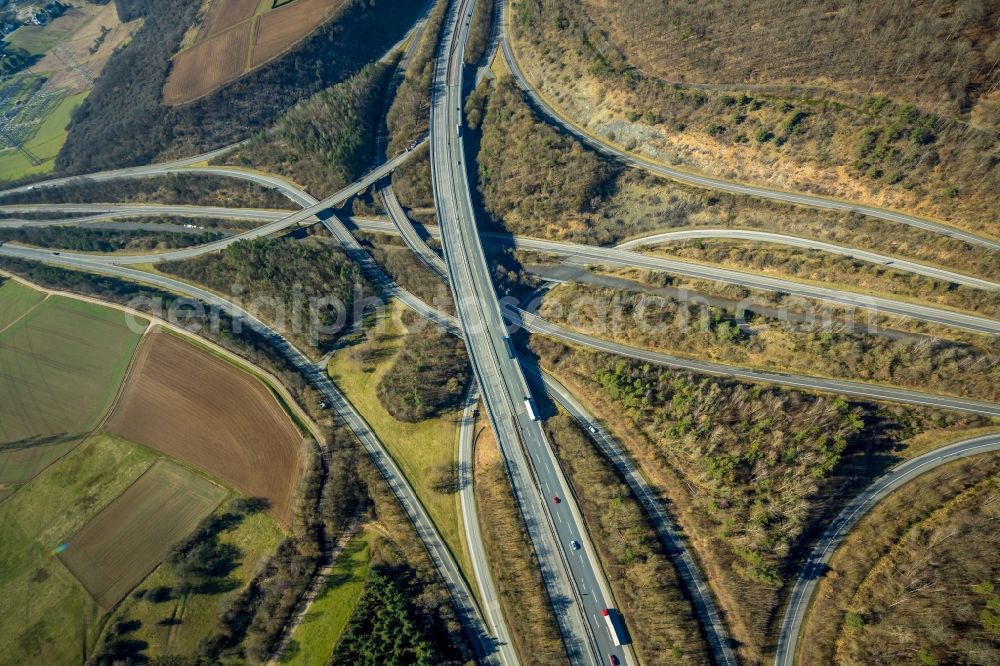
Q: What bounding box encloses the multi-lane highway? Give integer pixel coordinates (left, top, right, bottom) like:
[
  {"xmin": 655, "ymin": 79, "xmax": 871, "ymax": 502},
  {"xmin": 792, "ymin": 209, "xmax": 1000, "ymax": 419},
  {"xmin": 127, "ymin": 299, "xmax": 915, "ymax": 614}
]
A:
[
  {"xmin": 534, "ymin": 369, "xmax": 739, "ymax": 666},
  {"xmin": 617, "ymin": 228, "xmax": 999, "ymax": 291},
  {"xmin": 0, "ymin": 203, "xmax": 292, "ymax": 227},
  {"xmin": 496, "ymin": 0, "xmax": 1000, "ymax": 254},
  {"xmin": 497, "ymin": 235, "xmax": 1000, "ymax": 335},
  {"xmin": 457, "ymin": 383, "xmax": 518, "ymax": 663},
  {"xmin": 0, "ymin": 244, "xmax": 505, "ymax": 665},
  {"xmin": 514, "ymin": 308, "xmax": 1000, "ymax": 418},
  {"xmin": 9, "ymin": 147, "xmax": 422, "ymax": 265},
  {"xmin": 430, "ymin": 0, "xmax": 629, "ymax": 664},
  {"xmin": 8, "ymin": 198, "xmax": 998, "ymax": 336},
  {"xmin": 773, "ymin": 433, "xmax": 1000, "ymax": 666}
]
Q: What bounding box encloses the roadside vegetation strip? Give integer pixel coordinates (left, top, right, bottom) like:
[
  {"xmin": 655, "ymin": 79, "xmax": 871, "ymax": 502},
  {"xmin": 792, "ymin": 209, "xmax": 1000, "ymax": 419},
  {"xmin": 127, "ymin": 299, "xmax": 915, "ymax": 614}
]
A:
[
  {"xmin": 498, "ymin": 4, "xmax": 1000, "ymax": 252},
  {"xmin": 775, "ymin": 432, "xmax": 1000, "ymax": 666},
  {"xmin": 280, "ymin": 529, "xmax": 374, "ymax": 666},
  {"xmin": 0, "ymin": 293, "xmax": 147, "ymax": 484},
  {"xmin": 59, "ymin": 459, "xmax": 227, "ymax": 609},
  {"xmin": 326, "ymin": 306, "xmax": 476, "ymax": 587},
  {"xmin": 115, "ymin": 505, "xmax": 285, "ymax": 659},
  {"xmin": 106, "ymin": 328, "xmax": 305, "ymax": 528},
  {"xmin": 795, "ymin": 452, "xmax": 1000, "ymax": 666}
]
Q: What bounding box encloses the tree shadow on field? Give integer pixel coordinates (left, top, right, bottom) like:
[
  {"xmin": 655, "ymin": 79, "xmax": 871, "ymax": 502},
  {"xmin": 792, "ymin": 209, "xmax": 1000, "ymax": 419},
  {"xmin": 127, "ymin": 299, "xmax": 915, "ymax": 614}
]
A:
[{"xmin": 0, "ymin": 432, "xmax": 81, "ymax": 453}]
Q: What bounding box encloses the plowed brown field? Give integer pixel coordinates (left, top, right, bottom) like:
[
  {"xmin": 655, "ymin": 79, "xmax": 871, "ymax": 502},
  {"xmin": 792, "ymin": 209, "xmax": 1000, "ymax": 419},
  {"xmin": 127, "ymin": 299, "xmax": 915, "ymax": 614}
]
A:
[
  {"xmin": 163, "ymin": 22, "xmax": 252, "ymax": 105},
  {"xmin": 251, "ymin": 0, "xmax": 346, "ymax": 67},
  {"xmin": 59, "ymin": 460, "xmax": 226, "ymax": 608},
  {"xmin": 202, "ymin": 0, "xmax": 259, "ymax": 38},
  {"xmin": 163, "ymin": 0, "xmax": 346, "ymax": 106},
  {"xmin": 106, "ymin": 330, "xmax": 302, "ymax": 527}
]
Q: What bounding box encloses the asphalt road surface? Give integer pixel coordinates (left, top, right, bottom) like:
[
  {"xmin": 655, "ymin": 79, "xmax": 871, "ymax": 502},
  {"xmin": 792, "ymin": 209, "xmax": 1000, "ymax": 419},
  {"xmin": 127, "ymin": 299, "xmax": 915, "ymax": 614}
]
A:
[
  {"xmin": 617, "ymin": 228, "xmax": 999, "ymax": 291},
  {"xmin": 0, "ymin": 244, "xmax": 504, "ymax": 665},
  {"xmin": 496, "ymin": 0, "xmax": 1000, "ymax": 254},
  {"xmin": 430, "ymin": 0, "xmax": 629, "ymax": 663},
  {"xmin": 773, "ymin": 433, "xmax": 1000, "ymax": 666}
]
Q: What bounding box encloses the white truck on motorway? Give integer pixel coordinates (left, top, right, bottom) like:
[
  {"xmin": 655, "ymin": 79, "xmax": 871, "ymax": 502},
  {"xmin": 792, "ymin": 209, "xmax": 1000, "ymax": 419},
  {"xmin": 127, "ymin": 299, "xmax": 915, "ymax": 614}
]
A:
[
  {"xmin": 602, "ymin": 608, "xmax": 624, "ymax": 647},
  {"xmin": 523, "ymin": 396, "xmax": 538, "ymax": 421}
]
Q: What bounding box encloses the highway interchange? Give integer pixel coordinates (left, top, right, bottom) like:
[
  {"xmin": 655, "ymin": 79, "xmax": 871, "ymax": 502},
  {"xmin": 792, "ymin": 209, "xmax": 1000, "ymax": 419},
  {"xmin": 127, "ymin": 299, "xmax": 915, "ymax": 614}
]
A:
[{"xmin": 1, "ymin": 1, "xmax": 998, "ymax": 664}]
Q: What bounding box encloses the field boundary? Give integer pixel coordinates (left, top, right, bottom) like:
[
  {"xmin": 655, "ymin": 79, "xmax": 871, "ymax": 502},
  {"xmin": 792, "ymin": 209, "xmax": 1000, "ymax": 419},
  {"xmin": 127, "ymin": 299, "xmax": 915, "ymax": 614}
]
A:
[
  {"xmin": 0, "ymin": 292, "xmax": 49, "ymax": 336},
  {"xmin": 166, "ymin": 0, "xmax": 349, "ymax": 108},
  {"xmin": 0, "ymin": 270, "xmax": 322, "ymax": 444},
  {"xmin": 58, "ymin": 458, "xmax": 227, "ymax": 608}
]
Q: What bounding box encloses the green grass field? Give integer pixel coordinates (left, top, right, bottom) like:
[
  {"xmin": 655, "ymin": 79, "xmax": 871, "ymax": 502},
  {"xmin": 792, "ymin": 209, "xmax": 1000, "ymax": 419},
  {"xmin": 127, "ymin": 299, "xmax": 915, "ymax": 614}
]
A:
[
  {"xmin": 110, "ymin": 508, "xmax": 284, "ymax": 657},
  {"xmin": 59, "ymin": 460, "xmax": 227, "ymax": 608},
  {"xmin": 0, "ymin": 91, "xmax": 89, "ymax": 182},
  {"xmin": 0, "ymin": 433, "xmax": 157, "ymax": 665},
  {"xmin": 0, "ymin": 292, "xmax": 147, "ymax": 485},
  {"xmin": 0, "ymin": 278, "xmax": 46, "ymax": 330},
  {"xmin": 327, "ymin": 308, "xmax": 475, "ymax": 587},
  {"xmin": 281, "ymin": 530, "xmax": 373, "ymax": 665}
]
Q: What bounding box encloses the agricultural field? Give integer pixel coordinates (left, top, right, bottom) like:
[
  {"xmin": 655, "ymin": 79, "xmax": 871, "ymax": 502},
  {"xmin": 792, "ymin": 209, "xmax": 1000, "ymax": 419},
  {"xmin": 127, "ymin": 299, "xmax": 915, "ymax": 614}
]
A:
[
  {"xmin": 251, "ymin": 0, "xmax": 346, "ymax": 67},
  {"xmin": 0, "ymin": 433, "xmax": 158, "ymax": 665},
  {"xmin": 107, "ymin": 505, "xmax": 284, "ymax": 658},
  {"xmin": 0, "ymin": 90, "xmax": 87, "ymax": 181},
  {"xmin": 164, "ymin": 0, "xmax": 348, "ymax": 105},
  {"xmin": 0, "ymin": 2, "xmax": 139, "ymax": 181},
  {"xmin": 106, "ymin": 329, "xmax": 304, "ymax": 527},
  {"xmin": 326, "ymin": 306, "xmax": 475, "ymax": 584},
  {"xmin": 59, "ymin": 460, "xmax": 227, "ymax": 609},
  {"xmin": 0, "ymin": 289, "xmax": 147, "ymax": 488},
  {"xmin": 162, "ymin": 22, "xmax": 253, "ymax": 106},
  {"xmin": 281, "ymin": 530, "xmax": 374, "ymax": 666},
  {"xmin": 0, "ymin": 277, "xmax": 45, "ymax": 330}
]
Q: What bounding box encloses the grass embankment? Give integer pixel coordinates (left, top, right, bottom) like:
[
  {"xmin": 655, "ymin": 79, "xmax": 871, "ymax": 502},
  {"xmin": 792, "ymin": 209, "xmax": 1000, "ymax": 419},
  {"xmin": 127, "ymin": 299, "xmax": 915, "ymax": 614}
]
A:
[
  {"xmin": 473, "ymin": 410, "xmax": 568, "ymax": 663},
  {"xmin": 0, "ymin": 289, "xmax": 147, "ymax": 487},
  {"xmin": 281, "ymin": 530, "xmax": 374, "ymax": 666},
  {"xmin": 0, "ymin": 92, "xmax": 88, "ymax": 181},
  {"xmin": 798, "ymin": 451, "xmax": 1000, "ymax": 665},
  {"xmin": 326, "ymin": 305, "xmax": 475, "ymax": 586}
]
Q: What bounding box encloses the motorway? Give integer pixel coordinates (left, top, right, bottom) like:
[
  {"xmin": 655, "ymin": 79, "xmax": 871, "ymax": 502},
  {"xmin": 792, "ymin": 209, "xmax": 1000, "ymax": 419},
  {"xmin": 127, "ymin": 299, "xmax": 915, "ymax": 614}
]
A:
[
  {"xmin": 7, "ymin": 221, "xmax": 1000, "ymax": 666},
  {"xmin": 10, "ymin": 146, "xmax": 424, "ymax": 265},
  {"xmin": 0, "ymin": 244, "xmax": 505, "ymax": 665},
  {"xmin": 497, "ymin": 235, "xmax": 1000, "ymax": 335},
  {"xmin": 457, "ymin": 382, "xmax": 518, "ymax": 663},
  {"xmin": 7, "ymin": 198, "xmax": 999, "ymax": 416},
  {"xmin": 496, "ymin": 1, "xmax": 1000, "ymax": 254},
  {"xmin": 0, "ymin": 142, "xmax": 245, "ymax": 198},
  {"xmin": 514, "ymin": 309, "xmax": 1000, "ymax": 418},
  {"xmin": 533, "ymin": 369, "xmax": 739, "ymax": 666},
  {"xmin": 617, "ymin": 228, "xmax": 999, "ymax": 291},
  {"xmin": 430, "ymin": 0, "xmax": 629, "ymax": 664},
  {"xmin": 773, "ymin": 433, "xmax": 1000, "ymax": 666},
  {"xmin": 0, "ymin": 204, "xmax": 292, "ymax": 227},
  {"xmin": 6, "ymin": 199, "xmax": 998, "ymax": 335}
]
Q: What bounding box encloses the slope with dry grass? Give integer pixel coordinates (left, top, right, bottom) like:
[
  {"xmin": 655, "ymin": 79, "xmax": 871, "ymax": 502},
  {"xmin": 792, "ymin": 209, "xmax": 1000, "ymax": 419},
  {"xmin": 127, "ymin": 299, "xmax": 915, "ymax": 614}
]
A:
[{"xmin": 509, "ymin": 0, "xmax": 1000, "ymax": 238}]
